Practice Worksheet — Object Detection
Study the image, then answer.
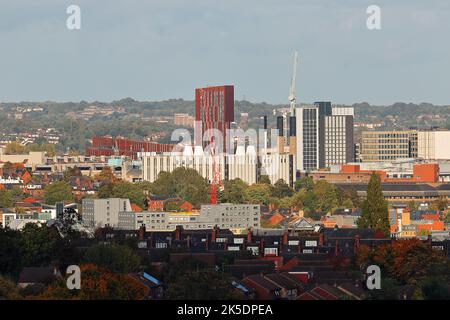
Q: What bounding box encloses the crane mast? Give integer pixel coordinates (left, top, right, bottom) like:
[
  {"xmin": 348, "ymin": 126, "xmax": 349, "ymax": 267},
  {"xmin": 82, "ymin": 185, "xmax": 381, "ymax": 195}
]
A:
[{"xmin": 289, "ymin": 50, "xmax": 299, "ymax": 116}]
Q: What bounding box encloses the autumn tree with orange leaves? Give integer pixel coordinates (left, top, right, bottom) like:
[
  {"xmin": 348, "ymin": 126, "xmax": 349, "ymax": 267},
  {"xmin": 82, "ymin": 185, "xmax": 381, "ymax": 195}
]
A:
[
  {"xmin": 35, "ymin": 264, "xmax": 148, "ymax": 300},
  {"xmin": 355, "ymin": 239, "xmax": 449, "ymax": 285}
]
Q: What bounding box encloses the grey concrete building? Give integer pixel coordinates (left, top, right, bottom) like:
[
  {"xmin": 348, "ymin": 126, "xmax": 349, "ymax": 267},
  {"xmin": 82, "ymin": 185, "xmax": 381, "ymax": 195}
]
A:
[
  {"xmin": 117, "ymin": 203, "xmax": 261, "ymax": 232},
  {"xmin": 82, "ymin": 198, "xmax": 132, "ymax": 228}
]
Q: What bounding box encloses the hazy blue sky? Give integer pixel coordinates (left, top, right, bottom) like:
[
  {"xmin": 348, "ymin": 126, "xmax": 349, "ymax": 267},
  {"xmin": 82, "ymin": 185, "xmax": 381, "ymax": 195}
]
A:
[{"xmin": 1, "ymin": 0, "xmax": 449, "ymax": 105}]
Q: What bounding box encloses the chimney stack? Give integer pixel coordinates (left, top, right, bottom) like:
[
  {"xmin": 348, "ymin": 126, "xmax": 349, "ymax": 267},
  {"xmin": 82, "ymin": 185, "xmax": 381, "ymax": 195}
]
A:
[
  {"xmin": 277, "ymin": 116, "xmax": 284, "ymax": 153},
  {"xmin": 334, "ymin": 239, "xmax": 339, "ymax": 257},
  {"xmin": 138, "ymin": 224, "xmax": 145, "ymax": 240},
  {"xmin": 354, "ymin": 234, "xmax": 361, "ymax": 255},
  {"xmin": 247, "ymin": 228, "xmax": 253, "ymax": 244},
  {"xmin": 175, "ymin": 225, "xmax": 182, "ymax": 241},
  {"xmin": 211, "ymin": 225, "xmax": 219, "ymax": 242},
  {"xmin": 319, "ymin": 231, "xmax": 324, "ymax": 246},
  {"xmin": 282, "ymin": 230, "xmax": 289, "ymax": 246}
]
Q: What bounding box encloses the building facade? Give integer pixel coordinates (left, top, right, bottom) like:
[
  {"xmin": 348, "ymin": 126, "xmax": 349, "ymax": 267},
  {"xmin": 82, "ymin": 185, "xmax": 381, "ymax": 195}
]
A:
[
  {"xmin": 321, "ymin": 105, "xmax": 354, "ymax": 168},
  {"xmin": 296, "ymin": 105, "xmax": 319, "ymax": 171},
  {"xmin": 418, "ymin": 130, "xmax": 450, "ymax": 160},
  {"xmin": 360, "ymin": 130, "xmax": 418, "ymax": 162},
  {"xmin": 142, "ymin": 150, "xmax": 295, "ymax": 186},
  {"xmin": 86, "ymin": 136, "xmax": 173, "ymax": 158},
  {"xmin": 195, "ymin": 85, "xmax": 234, "ymax": 151},
  {"xmin": 295, "ymin": 102, "xmax": 354, "ymax": 171},
  {"xmin": 118, "ymin": 203, "xmax": 261, "ymax": 233},
  {"xmin": 82, "ymin": 198, "xmax": 132, "ymax": 228}
]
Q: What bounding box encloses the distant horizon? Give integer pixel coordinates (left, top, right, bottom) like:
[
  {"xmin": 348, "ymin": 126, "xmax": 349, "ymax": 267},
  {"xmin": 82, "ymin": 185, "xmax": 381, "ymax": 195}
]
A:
[{"xmin": 1, "ymin": 97, "xmax": 449, "ymax": 108}]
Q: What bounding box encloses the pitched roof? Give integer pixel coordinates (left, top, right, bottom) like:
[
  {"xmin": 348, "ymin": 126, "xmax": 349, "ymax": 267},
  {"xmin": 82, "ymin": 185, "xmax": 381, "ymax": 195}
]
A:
[
  {"xmin": 337, "ymin": 283, "xmax": 368, "ymax": 300},
  {"xmin": 265, "ymin": 273, "xmax": 298, "ymax": 290},
  {"xmin": 23, "ymin": 197, "xmax": 38, "ymax": 204},
  {"xmin": 245, "ymin": 274, "xmax": 282, "ymax": 292},
  {"xmin": 131, "ymin": 203, "xmax": 143, "ymax": 212},
  {"xmin": 127, "ymin": 272, "xmax": 162, "ymax": 288},
  {"xmin": 311, "ymin": 284, "xmax": 342, "ymax": 300},
  {"xmin": 18, "ymin": 267, "xmax": 58, "ymax": 284},
  {"xmin": 297, "ymin": 291, "xmax": 322, "ymax": 300}
]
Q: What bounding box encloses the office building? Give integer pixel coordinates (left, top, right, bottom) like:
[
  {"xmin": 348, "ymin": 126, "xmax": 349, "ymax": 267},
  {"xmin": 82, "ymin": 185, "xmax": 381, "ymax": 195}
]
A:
[
  {"xmin": 321, "ymin": 104, "xmax": 354, "ymax": 168},
  {"xmin": 295, "ymin": 102, "xmax": 354, "ymax": 171},
  {"xmin": 296, "ymin": 105, "xmax": 319, "ymax": 171},
  {"xmin": 360, "ymin": 130, "xmax": 418, "ymax": 162},
  {"xmin": 82, "ymin": 198, "xmax": 132, "ymax": 228},
  {"xmin": 118, "ymin": 203, "xmax": 260, "ymax": 233},
  {"xmin": 418, "ymin": 130, "xmax": 450, "ymax": 160}
]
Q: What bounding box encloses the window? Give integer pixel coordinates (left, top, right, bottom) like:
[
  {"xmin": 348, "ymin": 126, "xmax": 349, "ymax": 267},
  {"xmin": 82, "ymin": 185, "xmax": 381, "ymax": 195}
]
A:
[
  {"xmin": 155, "ymin": 242, "xmax": 167, "ymax": 248},
  {"xmin": 264, "ymin": 248, "xmax": 278, "ymax": 256}
]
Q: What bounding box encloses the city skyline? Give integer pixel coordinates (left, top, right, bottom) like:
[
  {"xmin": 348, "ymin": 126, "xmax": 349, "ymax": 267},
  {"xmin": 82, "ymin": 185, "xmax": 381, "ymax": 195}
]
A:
[{"xmin": 1, "ymin": 0, "xmax": 449, "ymax": 105}]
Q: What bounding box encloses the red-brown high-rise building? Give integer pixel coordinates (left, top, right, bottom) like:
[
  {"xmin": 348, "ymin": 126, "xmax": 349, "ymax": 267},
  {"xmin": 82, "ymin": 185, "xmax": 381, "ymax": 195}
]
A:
[{"xmin": 195, "ymin": 85, "xmax": 234, "ymax": 151}]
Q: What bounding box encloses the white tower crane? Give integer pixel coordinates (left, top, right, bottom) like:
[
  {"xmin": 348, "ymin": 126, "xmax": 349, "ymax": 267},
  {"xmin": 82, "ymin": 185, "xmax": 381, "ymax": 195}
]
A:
[{"xmin": 288, "ymin": 50, "xmax": 299, "ymax": 116}]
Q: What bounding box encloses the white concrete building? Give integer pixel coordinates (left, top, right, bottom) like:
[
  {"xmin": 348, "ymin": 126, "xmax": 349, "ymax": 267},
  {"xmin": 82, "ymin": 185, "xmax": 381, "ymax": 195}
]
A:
[
  {"xmin": 418, "ymin": 130, "xmax": 450, "ymax": 160},
  {"xmin": 142, "ymin": 148, "xmax": 295, "ymax": 186}
]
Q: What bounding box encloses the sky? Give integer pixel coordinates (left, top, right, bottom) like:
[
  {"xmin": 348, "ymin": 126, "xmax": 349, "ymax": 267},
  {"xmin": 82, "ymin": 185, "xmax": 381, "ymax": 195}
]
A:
[{"xmin": 0, "ymin": 0, "xmax": 449, "ymax": 105}]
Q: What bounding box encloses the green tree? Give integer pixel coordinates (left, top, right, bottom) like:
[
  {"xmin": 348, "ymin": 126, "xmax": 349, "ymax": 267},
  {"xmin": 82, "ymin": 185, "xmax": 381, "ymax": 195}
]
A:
[
  {"xmin": 313, "ymin": 180, "xmax": 338, "ymax": 214},
  {"xmin": 111, "ymin": 181, "xmax": 144, "ymax": 206},
  {"xmin": 430, "ymin": 196, "xmax": 448, "ymax": 211},
  {"xmin": 44, "ymin": 181, "xmax": 74, "ymax": 205},
  {"xmin": 222, "ymin": 178, "xmax": 248, "ymax": 204},
  {"xmin": 0, "ymin": 228, "xmax": 23, "ymax": 278},
  {"xmin": 445, "ymin": 212, "xmax": 450, "ymax": 223},
  {"xmin": 271, "ymin": 179, "xmax": 293, "ymax": 198},
  {"xmin": 337, "ymin": 187, "xmax": 361, "ymax": 208},
  {"xmin": 420, "ymin": 277, "xmax": 450, "ymax": 300},
  {"xmin": 244, "ymin": 183, "xmax": 272, "ymax": 205},
  {"xmin": 151, "ymin": 171, "xmax": 176, "ymax": 196},
  {"xmin": 369, "ymin": 278, "xmax": 400, "ymax": 300},
  {"xmin": 407, "ymin": 200, "xmax": 419, "ymax": 212},
  {"xmin": 278, "ymin": 196, "xmax": 293, "ymax": 209},
  {"xmin": 341, "ymin": 198, "xmax": 354, "ymax": 208},
  {"xmin": 97, "ymin": 182, "xmax": 114, "ymax": 199},
  {"xmin": 291, "ymin": 189, "xmax": 307, "ymax": 210},
  {"xmin": 259, "ymin": 175, "xmax": 271, "ymax": 185},
  {"xmin": 171, "ymin": 168, "xmax": 210, "ymax": 206},
  {"xmin": 164, "ymin": 201, "xmax": 182, "ymax": 212},
  {"xmin": 294, "ymin": 176, "xmax": 314, "ymax": 192},
  {"xmin": 166, "ymin": 270, "xmax": 244, "ymax": 300},
  {"xmin": 20, "ymin": 223, "xmax": 62, "ymax": 267},
  {"xmin": 136, "ymin": 181, "xmax": 153, "ymax": 196},
  {"xmin": 83, "ymin": 244, "xmax": 141, "ymax": 274},
  {"xmin": 25, "ymin": 143, "xmax": 56, "ymax": 156},
  {"xmin": 0, "ymin": 276, "xmax": 22, "ymax": 299},
  {"xmin": 0, "ymin": 189, "xmax": 14, "ymax": 208},
  {"xmin": 151, "ymin": 168, "xmax": 209, "ymax": 207},
  {"xmin": 4, "ymin": 141, "xmax": 25, "ymax": 154},
  {"xmin": 357, "ymin": 173, "xmax": 390, "ymax": 236}
]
